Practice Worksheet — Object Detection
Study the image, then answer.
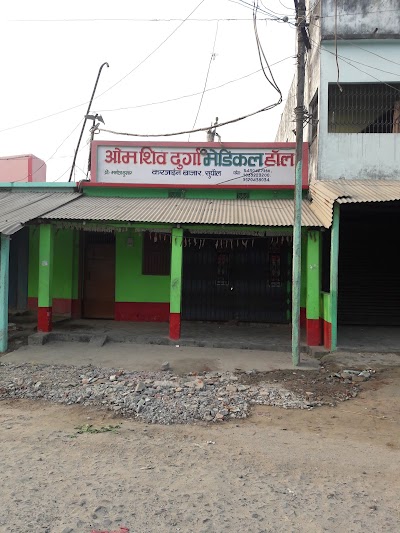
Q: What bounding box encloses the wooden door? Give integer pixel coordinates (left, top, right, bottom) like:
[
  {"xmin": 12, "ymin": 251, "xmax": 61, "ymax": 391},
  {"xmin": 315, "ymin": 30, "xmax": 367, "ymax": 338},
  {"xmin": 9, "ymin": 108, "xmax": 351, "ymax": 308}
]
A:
[{"xmin": 83, "ymin": 235, "xmax": 115, "ymax": 319}]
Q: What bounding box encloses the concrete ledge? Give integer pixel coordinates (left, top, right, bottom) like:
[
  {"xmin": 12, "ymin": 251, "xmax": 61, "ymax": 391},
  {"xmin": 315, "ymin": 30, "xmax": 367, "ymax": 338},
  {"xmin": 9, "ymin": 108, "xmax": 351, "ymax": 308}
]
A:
[
  {"xmin": 28, "ymin": 333, "xmax": 50, "ymax": 346},
  {"xmin": 27, "ymin": 330, "xmax": 309, "ymax": 353}
]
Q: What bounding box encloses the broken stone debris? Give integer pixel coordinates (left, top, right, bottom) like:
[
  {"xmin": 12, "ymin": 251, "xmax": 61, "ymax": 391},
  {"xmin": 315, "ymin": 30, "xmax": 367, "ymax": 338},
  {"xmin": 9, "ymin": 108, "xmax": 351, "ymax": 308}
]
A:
[
  {"xmin": 332, "ymin": 369, "xmax": 374, "ymax": 383},
  {"xmin": 0, "ymin": 362, "xmax": 367, "ymax": 425}
]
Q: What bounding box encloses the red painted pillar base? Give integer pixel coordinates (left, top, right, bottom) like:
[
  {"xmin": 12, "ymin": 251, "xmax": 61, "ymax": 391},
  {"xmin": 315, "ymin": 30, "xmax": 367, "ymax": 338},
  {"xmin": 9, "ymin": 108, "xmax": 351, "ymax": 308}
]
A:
[
  {"xmin": 306, "ymin": 318, "xmax": 322, "ymax": 346},
  {"xmin": 169, "ymin": 313, "xmax": 181, "ymax": 340},
  {"xmin": 300, "ymin": 308, "xmax": 306, "ymax": 328},
  {"xmin": 323, "ymin": 320, "xmax": 332, "ymax": 350},
  {"xmin": 38, "ymin": 307, "xmax": 53, "ymax": 332}
]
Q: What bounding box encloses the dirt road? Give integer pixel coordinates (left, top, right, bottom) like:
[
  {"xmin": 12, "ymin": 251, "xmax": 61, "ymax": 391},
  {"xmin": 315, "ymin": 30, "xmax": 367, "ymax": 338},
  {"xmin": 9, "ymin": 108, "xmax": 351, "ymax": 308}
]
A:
[{"xmin": 1, "ymin": 365, "xmax": 399, "ymax": 533}]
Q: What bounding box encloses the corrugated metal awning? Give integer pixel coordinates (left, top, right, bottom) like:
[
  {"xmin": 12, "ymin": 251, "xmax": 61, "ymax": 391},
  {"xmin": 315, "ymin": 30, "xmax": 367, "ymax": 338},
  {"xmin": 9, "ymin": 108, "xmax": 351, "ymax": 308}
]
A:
[
  {"xmin": 0, "ymin": 191, "xmax": 81, "ymax": 235},
  {"xmin": 40, "ymin": 196, "xmax": 322, "ymax": 227},
  {"xmin": 310, "ymin": 180, "xmax": 400, "ymax": 228}
]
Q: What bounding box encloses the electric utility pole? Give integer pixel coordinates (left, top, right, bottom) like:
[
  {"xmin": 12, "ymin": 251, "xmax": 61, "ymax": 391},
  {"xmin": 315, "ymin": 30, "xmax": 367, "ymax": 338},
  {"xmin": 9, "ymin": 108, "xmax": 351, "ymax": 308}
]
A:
[
  {"xmin": 292, "ymin": 0, "xmax": 307, "ymax": 366},
  {"xmin": 69, "ymin": 62, "xmax": 109, "ymax": 182}
]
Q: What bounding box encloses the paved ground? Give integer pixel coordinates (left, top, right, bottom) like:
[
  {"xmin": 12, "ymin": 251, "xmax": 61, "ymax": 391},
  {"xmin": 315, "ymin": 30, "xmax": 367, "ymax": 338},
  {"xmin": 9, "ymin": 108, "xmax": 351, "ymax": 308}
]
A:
[
  {"xmin": 339, "ymin": 325, "xmax": 400, "ymax": 352},
  {"xmin": 51, "ymin": 319, "xmax": 300, "ymax": 352},
  {"xmin": 2, "ymin": 342, "xmax": 318, "ymax": 374}
]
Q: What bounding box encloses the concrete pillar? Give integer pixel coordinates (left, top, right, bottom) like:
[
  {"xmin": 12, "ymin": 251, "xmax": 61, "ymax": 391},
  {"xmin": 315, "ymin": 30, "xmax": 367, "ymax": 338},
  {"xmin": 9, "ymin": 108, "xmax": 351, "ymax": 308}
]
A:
[
  {"xmin": 329, "ymin": 203, "xmax": 340, "ymax": 351},
  {"xmin": 0, "ymin": 234, "xmax": 10, "ymax": 352},
  {"xmin": 306, "ymin": 229, "xmax": 322, "ymax": 346},
  {"xmin": 169, "ymin": 227, "xmax": 183, "ymax": 340},
  {"xmin": 38, "ymin": 224, "xmax": 54, "ymax": 332}
]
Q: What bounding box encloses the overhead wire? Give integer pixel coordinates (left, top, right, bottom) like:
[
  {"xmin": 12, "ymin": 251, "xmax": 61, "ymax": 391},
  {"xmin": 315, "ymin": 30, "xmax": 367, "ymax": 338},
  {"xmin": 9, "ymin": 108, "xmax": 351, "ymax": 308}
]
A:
[
  {"xmin": 305, "ymin": 30, "xmax": 400, "ymax": 92},
  {"xmin": 91, "ymin": 0, "xmax": 207, "ymax": 102},
  {"xmin": 232, "ymin": 0, "xmax": 295, "ymax": 19},
  {"xmin": 307, "ymin": 18, "xmax": 400, "ymax": 68},
  {"xmin": 11, "ymin": 17, "xmax": 275, "ymax": 22},
  {"xmin": 188, "ymin": 21, "xmax": 219, "ymax": 141},
  {"xmin": 8, "ymin": 119, "xmax": 84, "ymax": 183},
  {"xmin": 0, "ymin": 0, "xmax": 206, "ymax": 135},
  {"xmin": 98, "ymin": 55, "xmax": 294, "ymax": 114},
  {"xmin": 97, "ymin": 1, "xmax": 285, "ymax": 138},
  {"xmin": 252, "ymin": 1, "xmax": 282, "ymax": 98},
  {"xmin": 98, "ymin": 98, "xmax": 283, "ymax": 138}
]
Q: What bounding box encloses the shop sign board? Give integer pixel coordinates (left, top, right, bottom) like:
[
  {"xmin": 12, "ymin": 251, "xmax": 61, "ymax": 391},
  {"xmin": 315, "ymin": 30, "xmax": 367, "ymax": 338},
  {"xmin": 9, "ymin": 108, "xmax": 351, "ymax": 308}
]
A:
[{"xmin": 91, "ymin": 141, "xmax": 308, "ymax": 188}]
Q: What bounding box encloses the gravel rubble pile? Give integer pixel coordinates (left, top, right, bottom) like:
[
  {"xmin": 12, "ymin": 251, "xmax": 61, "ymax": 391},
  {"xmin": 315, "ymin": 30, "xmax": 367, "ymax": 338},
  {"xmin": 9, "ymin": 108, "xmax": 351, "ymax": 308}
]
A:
[{"xmin": 0, "ymin": 362, "xmax": 309, "ymax": 424}]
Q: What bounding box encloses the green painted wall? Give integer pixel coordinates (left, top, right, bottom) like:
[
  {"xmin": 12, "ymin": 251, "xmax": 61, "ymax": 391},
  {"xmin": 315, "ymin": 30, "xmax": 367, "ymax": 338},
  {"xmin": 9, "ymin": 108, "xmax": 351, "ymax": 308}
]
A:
[
  {"xmin": 300, "ymin": 231, "xmax": 307, "ymax": 309},
  {"xmin": 28, "ymin": 227, "xmax": 39, "ymax": 298},
  {"xmin": 53, "ymin": 229, "xmax": 75, "ymax": 299},
  {"xmin": 115, "ymin": 230, "xmax": 170, "ymax": 303},
  {"xmin": 84, "ymin": 186, "xmax": 302, "ymax": 200},
  {"xmin": 29, "ymin": 227, "xmax": 77, "ymax": 300},
  {"xmin": 306, "ymin": 230, "xmax": 321, "ymax": 321},
  {"xmin": 38, "ymin": 225, "xmax": 54, "ymax": 307},
  {"xmin": 321, "ymin": 292, "xmax": 331, "ymax": 323}
]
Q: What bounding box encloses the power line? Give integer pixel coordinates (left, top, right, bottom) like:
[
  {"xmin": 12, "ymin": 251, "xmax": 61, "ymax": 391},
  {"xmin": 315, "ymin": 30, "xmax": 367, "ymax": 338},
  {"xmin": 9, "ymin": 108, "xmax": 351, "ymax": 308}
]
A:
[
  {"xmin": 235, "ymin": 0, "xmax": 295, "ymax": 18},
  {"xmin": 9, "ymin": 119, "xmax": 83, "ymax": 183},
  {"xmin": 10, "ymin": 17, "xmax": 275, "ymax": 22},
  {"xmin": 188, "ymin": 21, "xmax": 219, "ymax": 140},
  {"xmin": 227, "ymin": 0, "xmax": 295, "ymax": 20},
  {"xmin": 306, "ymin": 33, "xmax": 400, "ymax": 92},
  {"xmin": 98, "ymin": 96, "xmax": 283, "ymax": 138},
  {"xmin": 0, "ymin": 102, "xmax": 86, "ymax": 135},
  {"xmin": 98, "ymin": 55, "xmax": 294, "ymax": 114},
  {"xmin": 307, "ymin": 18, "xmax": 400, "ymax": 68},
  {"xmin": 92, "ymin": 0, "xmax": 207, "ymax": 102},
  {"xmin": 253, "ymin": 1, "xmax": 282, "ymax": 98},
  {"xmin": 0, "ymin": 0, "xmax": 206, "ymax": 135}
]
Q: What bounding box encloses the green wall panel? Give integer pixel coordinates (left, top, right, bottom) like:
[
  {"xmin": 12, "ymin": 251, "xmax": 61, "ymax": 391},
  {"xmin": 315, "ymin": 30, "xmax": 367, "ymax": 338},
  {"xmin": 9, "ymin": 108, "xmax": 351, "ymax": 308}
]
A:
[
  {"xmin": 84, "ymin": 186, "xmax": 300, "ymax": 200},
  {"xmin": 28, "ymin": 227, "xmax": 39, "ymax": 298},
  {"xmin": 52, "ymin": 229, "xmax": 74, "ymax": 299},
  {"xmin": 300, "ymin": 231, "xmax": 307, "ymax": 308},
  {"xmin": 29, "ymin": 227, "xmax": 77, "ymax": 300},
  {"xmin": 115, "ymin": 231, "xmax": 170, "ymax": 303},
  {"xmin": 321, "ymin": 292, "xmax": 331, "ymax": 323}
]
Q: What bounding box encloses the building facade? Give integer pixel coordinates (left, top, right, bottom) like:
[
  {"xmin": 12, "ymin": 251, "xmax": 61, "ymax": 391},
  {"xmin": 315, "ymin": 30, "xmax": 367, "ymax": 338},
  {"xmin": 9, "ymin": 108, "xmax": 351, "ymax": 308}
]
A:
[
  {"xmin": 276, "ymin": 0, "xmax": 400, "ymax": 349},
  {"xmin": 0, "ymin": 141, "xmax": 325, "ymax": 353},
  {"xmin": 0, "ymin": 154, "xmax": 46, "ymax": 183}
]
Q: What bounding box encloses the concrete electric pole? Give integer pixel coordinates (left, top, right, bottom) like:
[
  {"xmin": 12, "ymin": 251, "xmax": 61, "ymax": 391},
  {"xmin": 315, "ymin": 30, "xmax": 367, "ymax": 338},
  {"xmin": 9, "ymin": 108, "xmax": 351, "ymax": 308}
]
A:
[{"xmin": 292, "ymin": 0, "xmax": 307, "ymax": 366}]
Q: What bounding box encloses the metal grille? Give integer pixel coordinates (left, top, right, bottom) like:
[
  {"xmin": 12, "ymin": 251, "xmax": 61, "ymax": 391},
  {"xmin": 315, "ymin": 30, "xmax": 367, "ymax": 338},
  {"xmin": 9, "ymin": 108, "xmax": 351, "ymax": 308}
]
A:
[
  {"xmin": 237, "ymin": 192, "xmax": 250, "ymax": 200},
  {"xmin": 84, "ymin": 231, "xmax": 115, "ymax": 244},
  {"xmin": 142, "ymin": 231, "xmax": 171, "ymax": 275},
  {"xmin": 309, "ymin": 90, "xmax": 319, "ymax": 141},
  {"xmin": 339, "ymin": 204, "xmax": 400, "ymax": 325},
  {"xmin": 328, "ymin": 83, "xmax": 400, "ymax": 133},
  {"xmin": 182, "ymin": 235, "xmax": 291, "ymax": 323}
]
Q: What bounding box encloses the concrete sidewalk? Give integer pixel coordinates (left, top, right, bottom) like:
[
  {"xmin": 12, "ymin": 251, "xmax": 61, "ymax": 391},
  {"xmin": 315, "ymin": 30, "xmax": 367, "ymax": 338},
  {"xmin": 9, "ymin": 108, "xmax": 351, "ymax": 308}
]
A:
[
  {"xmin": 29, "ymin": 319, "xmax": 307, "ymax": 353},
  {"xmin": 1, "ymin": 342, "xmax": 319, "ymax": 374}
]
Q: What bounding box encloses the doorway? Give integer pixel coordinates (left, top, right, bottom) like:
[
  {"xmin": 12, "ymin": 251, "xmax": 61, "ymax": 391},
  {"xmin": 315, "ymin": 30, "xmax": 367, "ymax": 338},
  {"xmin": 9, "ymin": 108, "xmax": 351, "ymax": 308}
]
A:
[
  {"xmin": 83, "ymin": 232, "xmax": 116, "ymax": 319},
  {"xmin": 182, "ymin": 234, "xmax": 291, "ymax": 323}
]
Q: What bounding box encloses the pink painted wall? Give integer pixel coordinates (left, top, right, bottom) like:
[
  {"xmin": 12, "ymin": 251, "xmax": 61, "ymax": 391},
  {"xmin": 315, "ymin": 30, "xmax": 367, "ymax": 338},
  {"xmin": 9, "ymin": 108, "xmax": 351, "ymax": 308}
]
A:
[{"xmin": 0, "ymin": 154, "xmax": 46, "ymax": 182}]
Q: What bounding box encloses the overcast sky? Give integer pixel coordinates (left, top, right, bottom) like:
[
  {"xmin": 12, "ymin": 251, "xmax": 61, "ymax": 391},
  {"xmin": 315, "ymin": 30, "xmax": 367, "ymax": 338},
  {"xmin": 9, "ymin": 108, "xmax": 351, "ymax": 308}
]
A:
[{"xmin": 1, "ymin": 0, "xmax": 296, "ymax": 182}]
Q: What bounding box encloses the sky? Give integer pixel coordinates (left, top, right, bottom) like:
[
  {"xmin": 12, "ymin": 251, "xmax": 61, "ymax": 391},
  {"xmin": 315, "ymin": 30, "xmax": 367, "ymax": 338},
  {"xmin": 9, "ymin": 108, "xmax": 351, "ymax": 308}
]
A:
[{"xmin": 1, "ymin": 0, "xmax": 297, "ymax": 182}]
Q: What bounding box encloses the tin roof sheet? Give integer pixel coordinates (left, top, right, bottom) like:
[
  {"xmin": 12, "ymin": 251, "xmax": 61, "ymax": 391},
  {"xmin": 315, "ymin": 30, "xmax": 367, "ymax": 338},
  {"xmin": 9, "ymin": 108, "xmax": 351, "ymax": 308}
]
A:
[
  {"xmin": 310, "ymin": 180, "xmax": 400, "ymax": 228},
  {"xmin": 0, "ymin": 191, "xmax": 81, "ymax": 235},
  {"xmin": 41, "ymin": 196, "xmax": 322, "ymax": 227}
]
